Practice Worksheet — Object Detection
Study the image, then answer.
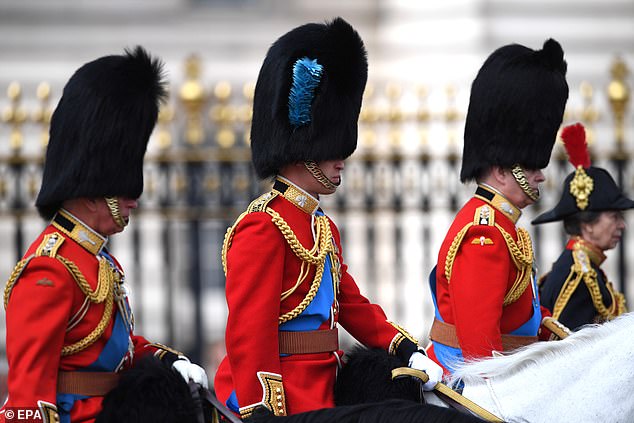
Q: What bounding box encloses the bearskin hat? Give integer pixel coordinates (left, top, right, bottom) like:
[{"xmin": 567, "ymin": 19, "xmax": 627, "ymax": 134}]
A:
[
  {"xmin": 460, "ymin": 39, "xmax": 569, "ymax": 182},
  {"xmin": 35, "ymin": 46, "xmax": 167, "ymax": 219},
  {"xmin": 250, "ymin": 17, "xmax": 367, "ymax": 179},
  {"xmin": 533, "ymin": 123, "xmax": 634, "ymax": 224}
]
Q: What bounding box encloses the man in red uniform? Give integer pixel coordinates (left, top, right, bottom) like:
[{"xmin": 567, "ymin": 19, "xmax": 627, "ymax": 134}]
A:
[
  {"xmin": 1, "ymin": 47, "xmax": 206, "ymax": 423},
  {"xmin": 214, "ymin": 17, "xmax": 443, "ymax": 418},
  {"xmin": 425, "ymin": 39, "xmax": 569, "ymax": 375}
]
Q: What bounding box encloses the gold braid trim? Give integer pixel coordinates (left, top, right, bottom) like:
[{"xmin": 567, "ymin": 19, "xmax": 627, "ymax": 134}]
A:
[
  {"xmin": 613, "ymin": 288, "xmax": 627, "ymax": 316},
  {"xmin": 5, "ymin": 256, "xmax": 115, "ymax": 356},
  {"xmin": 444, "ymin": 223, "xmax": 533, "ymax": 306},
  {"xmin": 4, "ymin": 233, "xmax": 117, "ymax": 356},
  {"xmin": 4, "ymin": 254, "xmax": 111, "ymax": 308},
  {"xmin": 222, "ymin": 211, "xmax": 247, "ymax": 276},
  {"xmin": 552, "ymin": 249, "xmax": 626, "ymax": 321},
  {"xmin": 222, "ymin": 192, "xmax": 278, "ymax": 275},
  {"xmin": 59, "ymin": 255, "xmax": 115, "ymax": 356},
  {"xmin": 58, "ymin": 256, "xmax": 111, "ymax": 303},
  {"xmin": 61, "ymin": 278, "xmax": 114, "ymax": 356},
  {"xmin": 221, "ymin": 192, "xmax": 335, "ymax": 325},
  {"xmin": 4, "ymin": 257, "xmax": 32, "ymax": 308},
  {"xmin": 552, "ymin": 263, "xmax": 585, "ymax": 320},
  {"xmin": 444, "ymin": 222, "xmax": 474, "ymax": 283},
  {"xmin": 584, "ymin": 270, "xmax": 612, "ymax": 319},
  {"xmin": 267, "ymin": 209, "xmax": 331, "ymax": 265},
  {"xmin": 499, "ymin": 226, "xmax": 533, "ymax": 306},
  {"xmin": 268, "ymin": 209, "xmax": 333, "ymax": 324}
]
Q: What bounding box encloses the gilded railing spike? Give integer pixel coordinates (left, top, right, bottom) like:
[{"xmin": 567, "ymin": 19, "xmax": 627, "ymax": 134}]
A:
[
  {"xmin": 2, "ymin": 82, "xmax": 27, "ymax": 154},
  {"xmin": 179, "ymin": 54, "xmax": 207, "ymax": 146},
  {"xmin": 607, "ymin": 56, "xmax": 630, "ymax": 154},
  {"xmin": 32, "ymin": 82, "xmax": 53, "ymax": 148}
]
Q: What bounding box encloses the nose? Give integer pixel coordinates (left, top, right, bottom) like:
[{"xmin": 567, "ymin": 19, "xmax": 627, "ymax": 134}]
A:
[
  {"xmin": 122, "ymin": 198, "xmax": 139, "ymax": 209},
  {"xmin": 334, "ymin": 160, "xmax": 345, "ymax": 171},
  {"xmin": 535, "ymin": 169, "xmax": 546, "ymax": 183}
]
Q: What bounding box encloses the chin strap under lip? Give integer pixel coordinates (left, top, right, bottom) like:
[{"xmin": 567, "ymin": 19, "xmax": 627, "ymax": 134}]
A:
[
  {"xmin": 105, "ymin": 197, "xmax": 127, "ymax": 228},
  {"xmin": 511, "ymin": 164, "xmax": 539, "ymax": 201},
  {"xmin": 304, "ymin": 160, "xmax": 339, "ymax": 190}
]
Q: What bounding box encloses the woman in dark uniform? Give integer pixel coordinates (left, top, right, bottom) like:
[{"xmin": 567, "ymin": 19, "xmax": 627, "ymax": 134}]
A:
[{"xmin": 533, "ymin": 123, "xmax": 630, "ymax": 330}]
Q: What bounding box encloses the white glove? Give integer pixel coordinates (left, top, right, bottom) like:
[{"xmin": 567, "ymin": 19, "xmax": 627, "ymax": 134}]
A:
[
  {"xmin": 408, "ymin": 351, "xmax": 443, "ymax": 391},
  {"xmin": 172, "ymin": 356, "xmax": 209, "ymax": 389}
]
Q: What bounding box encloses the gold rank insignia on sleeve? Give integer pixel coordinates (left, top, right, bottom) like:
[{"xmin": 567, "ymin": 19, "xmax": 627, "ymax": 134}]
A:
[{"xmin": 471, "ymin": 236, "xmax": 494, "ymax": 246}]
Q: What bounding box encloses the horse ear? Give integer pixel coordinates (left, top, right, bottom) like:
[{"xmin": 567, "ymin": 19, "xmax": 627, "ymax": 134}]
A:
[{"xmin": 334, "ymin": 346, "xmax": 421, "ymax": 405}]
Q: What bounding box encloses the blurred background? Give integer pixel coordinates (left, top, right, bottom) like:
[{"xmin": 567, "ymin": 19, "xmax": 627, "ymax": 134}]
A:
[{"xmin": 1, "ymin": 0, "xmax": 633, "ymax": 396}]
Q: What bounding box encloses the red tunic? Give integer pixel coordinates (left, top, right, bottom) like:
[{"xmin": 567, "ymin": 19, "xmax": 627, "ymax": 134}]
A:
[
  {"xmin": 214, "ymin": 178, "xmax": 417, "ymax": 417},
  {"xmin": 427, "ymin": 185, "xmax": 544, "ymax": 370},
  {"xmin": 1, "ymin": 210, "xmax": 169, "ymax": 423}
]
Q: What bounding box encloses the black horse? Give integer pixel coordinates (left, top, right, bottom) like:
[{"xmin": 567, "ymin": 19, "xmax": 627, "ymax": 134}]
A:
[{"xmin": 96, "ymin": 349, "xmax": 482, "ymax": 423}]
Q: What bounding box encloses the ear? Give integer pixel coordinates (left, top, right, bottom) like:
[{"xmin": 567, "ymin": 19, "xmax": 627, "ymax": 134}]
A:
[
  {"xmin": 579, "ymin": 221, "xmax": 592, "ymax": 238},
  {"xmin": 82, "ymin": 198, "xmax": 101, "ymax": 213},
  {"xmin": 490, "ymin": 166, "xmax": 509, "ymax": 185}
]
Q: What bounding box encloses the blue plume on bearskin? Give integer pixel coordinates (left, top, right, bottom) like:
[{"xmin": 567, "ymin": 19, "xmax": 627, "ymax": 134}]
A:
[
  {"xmin": 288, "ymin": 57, "xmax": 323, "ymax": 128},
  {"xmin": 250, "ymin": 17, "xmax": 367, "ymax": 179}
]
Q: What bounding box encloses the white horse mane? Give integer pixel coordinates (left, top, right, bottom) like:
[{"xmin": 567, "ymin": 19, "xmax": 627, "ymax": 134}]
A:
[{"xmin": 448, "ymin": 312, "xmax": 634, "ymax": 386}]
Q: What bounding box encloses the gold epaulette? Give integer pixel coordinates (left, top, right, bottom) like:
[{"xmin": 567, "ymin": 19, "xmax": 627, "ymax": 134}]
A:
[
  {"xmin": 473, "ymin": 205, "xmax": 495, "ymax": 226},
  {"xmin": 4, "ymin": 232, "xmax": 66, "ymax": 308},
  {"xmin": 4, "ymin": 231, "xmax": 116, "ymax": 356},
  {"xmin": 221, "ymin": 191, "xmax": 278, "ymax": 275}
]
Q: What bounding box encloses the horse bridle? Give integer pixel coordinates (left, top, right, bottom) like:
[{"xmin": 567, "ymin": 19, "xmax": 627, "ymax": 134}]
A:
[
  {"xmin": 189, "ymin": 382, "xmax": 242, "ymax": 423},
  {"xmin": 391, "ymin": 367, "xmax": 503, "ymax": 422}
]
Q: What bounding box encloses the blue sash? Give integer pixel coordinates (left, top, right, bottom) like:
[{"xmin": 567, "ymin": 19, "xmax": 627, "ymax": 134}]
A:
[{"xmin": 57, "ymin": 252, "xmax": 132, "ymax": 422}]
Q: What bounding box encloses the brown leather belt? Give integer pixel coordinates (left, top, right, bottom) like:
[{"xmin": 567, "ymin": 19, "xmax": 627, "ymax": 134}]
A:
[
  {"xmin": 279, "ymin": 328, "xmax": 339, "ymax": 354},
  {"xmin": 429, "ymin": 318, "xmax": 537, "ymax": 351},
  {"xmin": 57, "ymin": 371, "xmax": 120, "ymax": 396}
]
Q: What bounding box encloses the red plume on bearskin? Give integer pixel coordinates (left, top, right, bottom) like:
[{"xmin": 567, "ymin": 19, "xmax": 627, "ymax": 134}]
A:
[{"xmin": 561, "ymin": 122, "xmax": 591, "ymax": 169}]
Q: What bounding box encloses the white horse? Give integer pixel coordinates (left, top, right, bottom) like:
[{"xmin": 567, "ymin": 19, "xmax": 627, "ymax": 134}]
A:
[{"xmin": 446, "ymin": 312, "xmax": 634, "ymax": 423}]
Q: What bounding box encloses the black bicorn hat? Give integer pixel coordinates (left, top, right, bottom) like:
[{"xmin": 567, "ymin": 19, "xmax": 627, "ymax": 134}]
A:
[
  {"xmin": 532, "ymin": 123, "xmax": 634, "ymax": 224},
  {"xmin": 250, "ymin": 17, "xmax": 368, "ymax": 179},
  {"xmin": 35, "ymin": 46, "xmax": 167, "ymax": 220},
  {"xmin": 460, "ymin": 39, "xmax": 569, "ymax": 182}
]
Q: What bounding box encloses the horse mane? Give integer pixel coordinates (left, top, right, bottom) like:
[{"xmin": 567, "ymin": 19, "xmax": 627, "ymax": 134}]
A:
[{"xmin": 448, "ymin": 312, "xmax": 633, "ymax": 386}]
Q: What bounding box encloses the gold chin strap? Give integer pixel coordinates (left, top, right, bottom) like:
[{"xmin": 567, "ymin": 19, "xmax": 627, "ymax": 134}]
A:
[
  {"xmin": 304, "ymin": 161, "xmax": 339, "ymax": 191},
  {"xmin": 511, "ymin": 165, "xmax": 539, "ymax": 201},
  {"xmin": 105, "ymin": 197, "xmax": 127, "ymax": 228}
]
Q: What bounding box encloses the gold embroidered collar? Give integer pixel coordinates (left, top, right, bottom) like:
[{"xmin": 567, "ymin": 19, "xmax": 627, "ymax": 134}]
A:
[
  {"xmin": 52, "ymin": 209, "xmax": 108, "ymax": 256},
  {"xmin": 273, "ymin": 177, "xmax": 320, "ymax": 215},
  {"xmin": 475, "ymin": 184, "xmax": 522, "ymax": 224},
  {"xmin": 568, "ymin": 236, "xmax": 606, "ymax": 266}
]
